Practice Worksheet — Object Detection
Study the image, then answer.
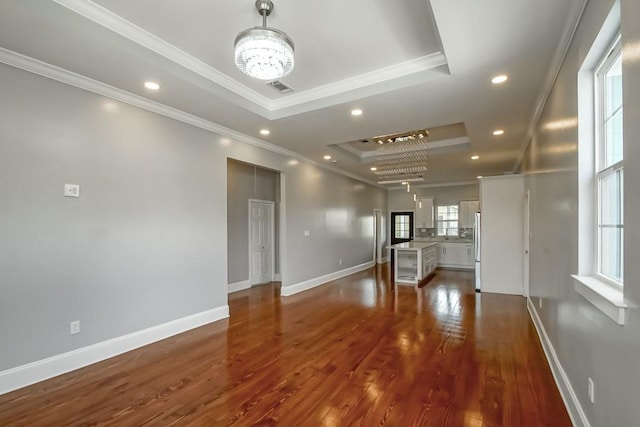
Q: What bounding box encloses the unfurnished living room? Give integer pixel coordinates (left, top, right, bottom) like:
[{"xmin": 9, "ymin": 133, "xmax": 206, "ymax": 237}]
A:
[{"xmin": 0, "ymin": 0, "xmax": 638, "ymax": 426}]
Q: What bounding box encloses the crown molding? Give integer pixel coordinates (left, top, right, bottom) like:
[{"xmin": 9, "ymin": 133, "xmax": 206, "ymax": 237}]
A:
[
  {"xmin": 50, "ymin": 0, "xmax": 448, "ymax": 121},
  {"xmin": 0, "ymin": 47, "xmax": 383, "ymax": 189},
  {"xmin": 268, "ymin": 53, "xmax": 447, "ymax": 111},
  {"xmin": 50, "ymin": 0, "xmax": 270, "ymax": 108},
  {"xmin": 512, "ymin": 0, "xmax": 588, "ymax": 172}
]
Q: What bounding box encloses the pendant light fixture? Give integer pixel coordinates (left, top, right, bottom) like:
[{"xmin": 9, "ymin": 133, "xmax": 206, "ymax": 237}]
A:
[{"xmin": 234, "ymin": 0, "xmax": 295, "ymax": 80}]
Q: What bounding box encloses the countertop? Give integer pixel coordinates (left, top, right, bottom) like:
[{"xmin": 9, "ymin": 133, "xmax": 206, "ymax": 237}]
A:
[
  {"xmin": 387, "ymin": 241, "xmax": 439, "ymax": 250},
  {"xmin": 413, "ymin": 237, "xmax": 473, "ymax": 244}
]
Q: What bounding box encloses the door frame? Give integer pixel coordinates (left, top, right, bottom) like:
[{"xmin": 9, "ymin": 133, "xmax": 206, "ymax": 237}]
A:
[
  {"xmin": 389, "ymin": 210, "xmax": 415, "ymax": 245},
  {"xmin": 523, "ymin": 190, "xmax": 530, "ymax": 297},
  {"xmin": 248, "ymin": 199, "xmax": 276, "ymax": 285},
  {"xmin": 373, "ymin": 209, "xmax": 383, "ymax": 263}
]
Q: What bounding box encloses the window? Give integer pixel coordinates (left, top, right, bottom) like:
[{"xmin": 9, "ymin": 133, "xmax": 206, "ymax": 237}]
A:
[
  {"xmin": 595, "ymin": 37, "xmax": 623, "ymax": 286},
  {"xmin": 437, "ymin": 205, "xmax": 458, "ymax": 236},
  {"xmin": 394, "ymin": 214, "xmax": 410, "ymax": 239},
  {"xmin": 574, "ymin": 10, "xmax": 625, "ymax": 325}
]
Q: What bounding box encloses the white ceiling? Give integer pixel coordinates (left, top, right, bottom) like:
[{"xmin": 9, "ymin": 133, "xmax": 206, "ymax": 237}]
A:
[{"xmin": 0, "ymin": 0, "xmax": 587, "ymax": 187}]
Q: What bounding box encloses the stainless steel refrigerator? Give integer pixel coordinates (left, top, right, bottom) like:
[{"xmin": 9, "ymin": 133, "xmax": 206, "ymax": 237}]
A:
[{"xmin": 474, "ymin": 211, "xmax": 481, "ymax": 291}]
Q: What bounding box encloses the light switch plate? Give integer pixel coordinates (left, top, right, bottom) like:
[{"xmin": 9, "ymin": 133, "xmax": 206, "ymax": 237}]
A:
[
  {"xmin": 70, "ymin": 320, "xmax": 80, "ymax": 335},
  {"xmin": 64, "ymin": 184, "xmax": 80, "ymax": 198},
  {"xmin": 304, "ymin": 230, "xmax": 310, "ymax": 237}
]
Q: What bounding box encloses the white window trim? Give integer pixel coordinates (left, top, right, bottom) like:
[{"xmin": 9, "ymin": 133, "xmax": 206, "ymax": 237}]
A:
[
  {"xmin": 436, "ymin": 205, "xmax": 458, "ymax": 236},
  {"xmin": 575, "ymin": 1, "xmax": 626, "ymax": 325},
  {"xmin": 572, "ymin": 275, "xmax": 627, "ymax": 325},
  {"xmin": 594, "ymin": 38, "xmax": 623, "ymax": 287}
]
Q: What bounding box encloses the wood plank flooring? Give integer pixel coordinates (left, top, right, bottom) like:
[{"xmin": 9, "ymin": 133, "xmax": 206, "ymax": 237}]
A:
[{"xmin": 0, "ymin": 265, "xmax": 571, "ymax": 426}]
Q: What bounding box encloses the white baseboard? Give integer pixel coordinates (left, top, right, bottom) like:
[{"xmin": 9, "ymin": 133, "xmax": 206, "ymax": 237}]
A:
[
  {"xmin": 0, "ymin": 305, "xmax": 229, "ymax": 396},
  {"xmin": 281, "ymin": 261, "xmax": 375, "ymax": 296},
  {"xmin": 228, "ymin": 279, "xmax": 251, "ymax": 293},
  {"xmin": 527, "ymin": 298, "xmax": 590, "ymax": 427},
  {"xmin": 378, "ymin": 257, "xmax": 389, "ymax": 264}
]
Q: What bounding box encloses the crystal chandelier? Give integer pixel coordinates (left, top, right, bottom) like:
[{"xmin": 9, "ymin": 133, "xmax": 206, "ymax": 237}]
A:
[{"xmin": 234, "ymin": 0, "xmax": 295, "ymax": 80}]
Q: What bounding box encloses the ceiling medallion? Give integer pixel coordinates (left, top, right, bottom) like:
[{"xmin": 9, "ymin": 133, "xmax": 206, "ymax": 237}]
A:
[
  {"xmin": 234, "ymin": 0, "xmax": 295, "ymax": 80},
  {"xmin": 373, "ymin": 129, "xmax": 429, "ymax": 145}
]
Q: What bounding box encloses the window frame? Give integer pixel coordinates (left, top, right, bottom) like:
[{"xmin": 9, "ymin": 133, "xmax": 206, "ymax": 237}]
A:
[
  {"xmin": 594, "ymin": 36, "xmax": 623, "ymax": 289},
  {"xmin": 573, "ymin": 5, "xmax": 626, "ymax": 325},
  {"xmin": 436, "ymin": 205, "xmax": 459, "ymax": 237}
]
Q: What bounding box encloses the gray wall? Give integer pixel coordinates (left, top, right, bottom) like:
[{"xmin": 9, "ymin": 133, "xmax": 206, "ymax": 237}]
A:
[
  {"xmin": 227, "ymin": 160, "xmax": 280, "ymax": 284},
  {"xmin": 521, "ymin": 0, "xmax": 640, "ymax": 425},
  {"xmin": 0, "ymin": 63, "xmax": 387, "ymax": 372},
  {"xmin": 0, "ymin": 65, "xmax": 226, "ymax": 371},
  {"xmin": 282, "ymin": 164, "xmax": 387, "ymax": 283}
]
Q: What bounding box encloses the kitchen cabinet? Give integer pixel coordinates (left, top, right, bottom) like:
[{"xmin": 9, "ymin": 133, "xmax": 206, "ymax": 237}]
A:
[
  {"xmin": 438, "ymin": 243, "xmax": 457, "ymax": 265},
  {"xmin": 391, "ymin": 242, "xmax": 438, "ymax": 285},
  {"xmin": 461, "ymin": 244, "xmax": 474, "ymax": 267},
  {"xmin": 438, "ymin": 242, "xmax": 474, "ymax": 270},
  {"xmin": 459, "ymin": 200, "xmax": 480, "ymax": 228},
  {"xmin": 415, "ymin": 198, "xmax": 434, "ymax": 229}
]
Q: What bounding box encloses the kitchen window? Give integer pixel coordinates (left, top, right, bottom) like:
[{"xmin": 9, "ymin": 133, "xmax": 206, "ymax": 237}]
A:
[
  {"xmin": 437, "ymin": 205, "xmax": 458, "ymax": 236},
  {"xmin": 595, "ymin": 37, "xmax": 623, "ymax": 287}
]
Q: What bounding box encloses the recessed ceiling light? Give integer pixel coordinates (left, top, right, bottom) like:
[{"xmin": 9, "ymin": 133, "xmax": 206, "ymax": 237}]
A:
[
  {"xmin": 401, "ymin": 181, "xmax": 408, "ymax": 185},
  {"xmin": 477, "ymin": 175, "xmax": 483, "ymax": 179},
  {"xmin": 491, "ymin": 74, "xmax": 508, "ymax": 84},
  {"xmin": 370, "ymin": 167, "xmax": 377, "ymax": 171},
  {"xmin": 331, "ymin": 160, "xmax": 338, "ymax": 163},
  {"xmin": 493, "ymin": 129, "xmax": 505, "ymax": 136},
  {"xmin": 260, "ymin": 129, "xmax": 270, "ymax": 135},
  {"xmin": 324, "ymin": 155, "xmax": 332, "ymax": 160},
  {"xmin": 471, "ymin": 155, "xmax": 480, "ymax": 160},
  {"xmin": 144, "ymin": 81, "xmax": 160, "ymax": 90},
  {"xmin": 351, "ymin": 109, "xmax": 363, "ymax": 116}
]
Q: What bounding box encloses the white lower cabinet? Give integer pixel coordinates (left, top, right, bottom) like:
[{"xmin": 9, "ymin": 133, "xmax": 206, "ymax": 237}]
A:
[
  {"xmin": 438, "ymin": 243, "xmax": 474, "ymax": 270},
  {"xmin": 395, "ymin": 244, "xmax": 438, "ymax": 285},
  {"xmin": 461, "ymin": 244, "xmax": 474, "ymax": 267}
]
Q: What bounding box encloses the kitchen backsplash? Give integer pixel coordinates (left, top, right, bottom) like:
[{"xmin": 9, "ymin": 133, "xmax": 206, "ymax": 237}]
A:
[{"xmin": 415, "ymin": 227, "xmax": 474, "ymax": 238}]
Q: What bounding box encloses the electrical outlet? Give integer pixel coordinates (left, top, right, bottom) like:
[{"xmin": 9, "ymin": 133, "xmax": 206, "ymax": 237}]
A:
[
  {"xmin": 70, "ymin": 320, "xmax": 80, "ymax": 335},
  {"xmin": 304, "ymin": 230, "xmax": 310, "ymax": 237},
  {"xmin": 64, "ymin": 184, "xmax": 80, "ymax": 198},
  {"xmin": 588, "ymin": 377, "xmax": 595, "ymax": 403},
  {"xmin": 339, "ymin": 258, "xmax": 343, "ymax": 265},
  {"xmin": 539, "ymin": 297, "xmax": 543, "ymax": 309}
]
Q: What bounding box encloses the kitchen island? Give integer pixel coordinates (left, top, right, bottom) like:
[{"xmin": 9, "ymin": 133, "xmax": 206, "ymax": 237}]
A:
[{"xmin": 388, "ymin": 241, "xmax": 439, "ymax": 285}]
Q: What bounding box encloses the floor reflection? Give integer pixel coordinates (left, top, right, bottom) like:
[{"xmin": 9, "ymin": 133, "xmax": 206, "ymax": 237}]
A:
[{"xmin": 0, "ymin": 265, "xmax": 570, "ymax": 426}]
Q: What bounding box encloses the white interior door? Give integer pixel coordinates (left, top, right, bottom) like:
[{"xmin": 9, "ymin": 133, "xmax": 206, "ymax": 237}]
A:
[{"xmin": 249, "ymin": 200, "xmax": 274, "ymax": 285}]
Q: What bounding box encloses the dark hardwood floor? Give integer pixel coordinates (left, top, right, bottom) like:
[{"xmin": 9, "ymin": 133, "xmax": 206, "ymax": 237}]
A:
[{"xmin": 0, "ymin": 265, "xmax": 570, "ymax": 426}]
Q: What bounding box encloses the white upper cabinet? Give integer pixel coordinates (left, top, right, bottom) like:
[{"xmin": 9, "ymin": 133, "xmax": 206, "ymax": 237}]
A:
[
  {"xmin": 459, "ymin": 200, "xmax": 480, "ymax": 228},
  {"xmin": 415, "ymin": 198, "xmax": 434, "ymax": 229}
]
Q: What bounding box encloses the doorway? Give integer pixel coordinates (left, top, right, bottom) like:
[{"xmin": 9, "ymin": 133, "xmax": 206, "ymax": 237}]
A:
[
  {"xmin": 249, "ymin": 199, "xmax": 275, "ymax": 286},
  {"xmin": 390, "ymin": 211, "xmax": 414, "ymax": 245}
]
